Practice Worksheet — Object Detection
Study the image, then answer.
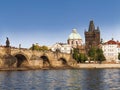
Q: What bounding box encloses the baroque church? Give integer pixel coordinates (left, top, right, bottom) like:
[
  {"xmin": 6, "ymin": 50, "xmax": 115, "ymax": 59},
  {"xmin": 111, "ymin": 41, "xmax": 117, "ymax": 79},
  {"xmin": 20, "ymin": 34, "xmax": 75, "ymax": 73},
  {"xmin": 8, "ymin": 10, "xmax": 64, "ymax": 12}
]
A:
[
  {"xmin": 84, "ymin": 20, "xmax": 100, "ymax": 52},
  {"xmin": 67, "ymin": 28, "xmax": 82, "ymax": 48}
]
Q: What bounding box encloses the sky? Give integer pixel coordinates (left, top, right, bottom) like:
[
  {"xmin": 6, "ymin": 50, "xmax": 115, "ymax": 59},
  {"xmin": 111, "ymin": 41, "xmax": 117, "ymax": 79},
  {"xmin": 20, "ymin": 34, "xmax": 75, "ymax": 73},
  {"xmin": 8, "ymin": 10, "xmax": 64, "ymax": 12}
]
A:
[{"xmin": 0, "ymin": 0, "xmax": 120, "ymax": 48}]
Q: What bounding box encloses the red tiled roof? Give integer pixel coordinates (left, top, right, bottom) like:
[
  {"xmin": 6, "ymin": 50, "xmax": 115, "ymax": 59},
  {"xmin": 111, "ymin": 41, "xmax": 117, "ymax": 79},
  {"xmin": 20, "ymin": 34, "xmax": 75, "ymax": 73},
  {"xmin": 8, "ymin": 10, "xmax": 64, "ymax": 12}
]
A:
[
  {"xmin": 117, "ymin": 42, "xmax": 120, "ymax": 46},
  {"xmin": 104, "ymin": 40, "xmax": 117, "ymax": 44}
]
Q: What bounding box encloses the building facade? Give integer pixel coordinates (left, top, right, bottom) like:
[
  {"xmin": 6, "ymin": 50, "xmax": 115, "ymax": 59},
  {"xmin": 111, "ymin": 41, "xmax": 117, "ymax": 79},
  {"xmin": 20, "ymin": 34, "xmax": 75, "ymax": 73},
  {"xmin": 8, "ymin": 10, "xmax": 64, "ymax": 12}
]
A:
[
  {"xmin": 67, "ymin": 29, "xmax": 82, "ymax": 48},
  {"xmin": 85, "ymin": 20, "xmax": 100, "ymax": 52},
  {"xmin": 102, "ymin": 39, "xmax": 120, "ymax": 63},
  {"xmin": 51, "ymin": 43, "xmax": 72, "ymax": 54}
]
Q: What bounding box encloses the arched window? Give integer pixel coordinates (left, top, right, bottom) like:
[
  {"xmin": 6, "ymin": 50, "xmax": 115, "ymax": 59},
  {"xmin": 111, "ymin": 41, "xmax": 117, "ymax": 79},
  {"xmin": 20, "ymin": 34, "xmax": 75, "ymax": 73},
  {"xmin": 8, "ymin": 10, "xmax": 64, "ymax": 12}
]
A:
[{"xmin": 72, "ymin": 41, "xmax": 73, "ymax": 45}]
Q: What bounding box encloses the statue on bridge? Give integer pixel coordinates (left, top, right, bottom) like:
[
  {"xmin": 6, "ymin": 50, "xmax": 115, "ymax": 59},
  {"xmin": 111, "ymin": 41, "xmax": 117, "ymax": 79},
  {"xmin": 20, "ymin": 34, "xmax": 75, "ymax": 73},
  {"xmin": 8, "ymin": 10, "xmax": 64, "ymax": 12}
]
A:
[
  {"xmin": 6, "ymin": 37, "xmax": 10, "ymax": 47},
  {"xmin": 5, "ymin": 37, "xmax": 11, "ymax": 54}
]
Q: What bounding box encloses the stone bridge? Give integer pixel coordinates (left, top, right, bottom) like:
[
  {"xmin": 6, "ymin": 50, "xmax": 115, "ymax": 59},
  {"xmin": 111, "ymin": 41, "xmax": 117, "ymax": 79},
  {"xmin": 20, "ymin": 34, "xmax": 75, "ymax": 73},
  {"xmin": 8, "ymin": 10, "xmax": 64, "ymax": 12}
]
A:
[{"xmin": 0, "ymin": 47, "xmax": 76, "ymax": 68}]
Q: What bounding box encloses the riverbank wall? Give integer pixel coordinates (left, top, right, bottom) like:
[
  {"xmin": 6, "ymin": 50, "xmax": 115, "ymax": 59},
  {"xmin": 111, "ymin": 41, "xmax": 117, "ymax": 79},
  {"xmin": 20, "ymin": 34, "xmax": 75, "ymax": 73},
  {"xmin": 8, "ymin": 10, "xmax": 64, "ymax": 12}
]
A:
[
  {"xmin": 75, "ymin": 64, "xmax": 120, "ymax": 69},
  {"xmin": 1, "ymin": 64, "xmax": 120, "ymax": 71}
]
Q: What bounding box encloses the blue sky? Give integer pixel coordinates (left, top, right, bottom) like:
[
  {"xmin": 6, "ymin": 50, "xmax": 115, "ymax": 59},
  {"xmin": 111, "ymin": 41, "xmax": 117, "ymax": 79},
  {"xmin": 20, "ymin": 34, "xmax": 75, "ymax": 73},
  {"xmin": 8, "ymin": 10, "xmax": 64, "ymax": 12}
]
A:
[{"xmin": 0, "ymin": 0, "xmax": 120, "ymax": 48}]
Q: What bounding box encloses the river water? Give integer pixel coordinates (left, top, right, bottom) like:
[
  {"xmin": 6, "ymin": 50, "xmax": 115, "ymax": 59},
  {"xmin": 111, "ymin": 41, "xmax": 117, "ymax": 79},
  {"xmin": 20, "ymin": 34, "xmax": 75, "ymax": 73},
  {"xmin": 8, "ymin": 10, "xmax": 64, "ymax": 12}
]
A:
[{"xmin": 0, "ymin": 69, "xmax": 120, "ymax": 90}]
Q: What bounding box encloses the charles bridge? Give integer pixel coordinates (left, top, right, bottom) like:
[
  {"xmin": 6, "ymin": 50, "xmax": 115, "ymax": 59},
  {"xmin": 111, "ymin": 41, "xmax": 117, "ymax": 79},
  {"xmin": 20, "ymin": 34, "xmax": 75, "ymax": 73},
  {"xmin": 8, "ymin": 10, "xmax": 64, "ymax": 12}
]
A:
[{"xmin": 0, "ymin": 46, "xmax": 76, "ymax": 68}]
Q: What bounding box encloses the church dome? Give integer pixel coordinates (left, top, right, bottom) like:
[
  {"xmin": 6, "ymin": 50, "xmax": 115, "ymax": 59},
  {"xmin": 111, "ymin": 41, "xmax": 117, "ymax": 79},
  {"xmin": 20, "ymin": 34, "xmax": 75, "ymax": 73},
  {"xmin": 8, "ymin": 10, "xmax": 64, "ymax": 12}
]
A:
[{"xmin": 68, "ymin": 29, "xmax": 81, "ymax": 39}]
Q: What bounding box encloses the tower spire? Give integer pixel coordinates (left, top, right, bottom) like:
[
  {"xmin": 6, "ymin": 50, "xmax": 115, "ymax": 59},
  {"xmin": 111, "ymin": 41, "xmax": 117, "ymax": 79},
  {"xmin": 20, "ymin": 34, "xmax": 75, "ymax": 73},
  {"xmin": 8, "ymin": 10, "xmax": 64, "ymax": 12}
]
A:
[{"xmin": 88, "ymin": 20, "xmax": 95, "ymax": 31}]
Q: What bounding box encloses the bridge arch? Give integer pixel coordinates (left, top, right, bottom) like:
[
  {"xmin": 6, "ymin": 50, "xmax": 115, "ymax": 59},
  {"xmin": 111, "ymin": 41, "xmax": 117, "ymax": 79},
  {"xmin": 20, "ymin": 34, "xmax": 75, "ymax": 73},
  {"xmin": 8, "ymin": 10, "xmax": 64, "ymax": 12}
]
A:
[
  {"xmin": 13, "ymin": 53, "xmax": 29, "ymax": 67},
  {"xmin": 40, "ymin": 55, "xmax": 51, "ymax": 67},
  {"xmin": 58, "ymin": 57, "xmax": 67, "ymax": 65}
]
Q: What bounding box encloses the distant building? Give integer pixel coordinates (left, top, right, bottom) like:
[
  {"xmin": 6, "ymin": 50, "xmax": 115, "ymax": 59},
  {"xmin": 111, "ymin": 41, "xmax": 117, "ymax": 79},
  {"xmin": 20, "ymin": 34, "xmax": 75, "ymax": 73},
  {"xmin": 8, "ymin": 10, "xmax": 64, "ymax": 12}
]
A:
[
  {"xmin": 51, "ymin": 43, "xmax": 72, "ymax": 54},
  {"xmin": 67, "ymin": 29, "xmax": 82, "ymax": 48},
  {"xmin": 102, "ymin": 39, "xmax": 120, "ymax": 63},
  {"xmin": 51, "ymin": 29, "xmax": 84, "ymax": 54},
  {"xmin": 84, "ymin": 20, "xmax": 100, "ymax": 52}
]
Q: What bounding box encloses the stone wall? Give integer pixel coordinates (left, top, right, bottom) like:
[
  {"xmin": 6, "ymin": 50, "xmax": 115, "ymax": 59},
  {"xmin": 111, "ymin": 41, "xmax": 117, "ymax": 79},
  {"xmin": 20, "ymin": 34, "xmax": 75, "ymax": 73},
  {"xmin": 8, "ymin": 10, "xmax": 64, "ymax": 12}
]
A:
[{"xmin": 76, "ymin": 64, "xmax": 120, "ymax": 68}]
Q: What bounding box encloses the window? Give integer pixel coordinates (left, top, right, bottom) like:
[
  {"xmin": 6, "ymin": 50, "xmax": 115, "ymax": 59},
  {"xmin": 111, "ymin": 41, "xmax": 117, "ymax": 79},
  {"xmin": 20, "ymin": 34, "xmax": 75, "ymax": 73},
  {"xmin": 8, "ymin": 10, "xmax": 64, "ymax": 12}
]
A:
[
  {"xmin": 76, "ymin": 41, "xmax": 78, "ymax": 45},
  {"xmin": 72, "ymin": 41, "xmax": 73, "ymax": 44}
]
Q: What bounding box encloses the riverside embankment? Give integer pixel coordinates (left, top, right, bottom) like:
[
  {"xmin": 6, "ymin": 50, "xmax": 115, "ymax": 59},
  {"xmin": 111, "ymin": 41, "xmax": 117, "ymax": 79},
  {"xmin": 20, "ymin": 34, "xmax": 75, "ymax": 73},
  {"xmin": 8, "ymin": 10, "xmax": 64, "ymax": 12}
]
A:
[
  {"xmin": 75, "ymin": 64, "xmax": 120, "ymax": 69},
  {"xmin": 1, "ymin": 64, "xmax": 120, "ymax": 71}
]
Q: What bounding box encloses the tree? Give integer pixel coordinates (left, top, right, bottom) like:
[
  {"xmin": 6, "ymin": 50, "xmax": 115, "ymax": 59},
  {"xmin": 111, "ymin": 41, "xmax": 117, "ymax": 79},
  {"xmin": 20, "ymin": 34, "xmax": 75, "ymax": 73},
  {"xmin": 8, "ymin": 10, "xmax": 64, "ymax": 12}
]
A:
[
  {"xmin": 88, "ymin": 47, "xmax": 105, "ymax": 63},
  {"xmin": 72, "ymin": 48, "xmax": 88, "ymax": 63},
  {"xmin": 96, "ymin": 48, "xmax": 106, "ymax": 63},
  {"xmin": 83, "ymin": 54, "xmax": 88, "ymax": 62},
  {"xmin": 72, "ymin": 48, "xmax": 79, "ymax": 62},
  {"xmin": 78, "ymin": 53, "xmax": 88, "ymax": 63},
  {"xmin": 118, "ymin": 53, "xmax": 120, "ymax": 60},
  {"xmin": 88, "ymin": 47, "xmax": 96, "ymax": 61},
  {"xmin": 33, "ymin": 44, "xmax": 40, "ymax": 51},
  {"xmin": 40, "ymin": 46, "xmax": 49, "ymax": 51},
  {"xmin": 30, "ymin": 44, "xmax": 34, "ymax": 50},
  {"xmin": 30, "ymin": 44, "xmax": 49, "ymax": 51}
]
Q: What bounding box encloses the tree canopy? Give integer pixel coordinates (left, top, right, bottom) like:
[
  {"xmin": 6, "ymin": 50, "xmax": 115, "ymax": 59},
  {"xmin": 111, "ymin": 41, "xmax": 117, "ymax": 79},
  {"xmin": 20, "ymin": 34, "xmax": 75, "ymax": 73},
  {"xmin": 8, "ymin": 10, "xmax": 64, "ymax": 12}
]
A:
[
  {"xmin": 88, "ymin": 47, "xmax": 96, "ymax": 60},
  {"xmin": 72, "ymin": 48, "xmax": 87, "ymax": 63},
  {"xmin": 30, "ymin": 44, "xmax": 49, "ymax": 51},
  {"xmin": 88, "ymin": 47, "xmax": 106, "ymax": 63},
  {"xmin": 96, "ymin": 48, "xmax": 106, "ymax": 62}
]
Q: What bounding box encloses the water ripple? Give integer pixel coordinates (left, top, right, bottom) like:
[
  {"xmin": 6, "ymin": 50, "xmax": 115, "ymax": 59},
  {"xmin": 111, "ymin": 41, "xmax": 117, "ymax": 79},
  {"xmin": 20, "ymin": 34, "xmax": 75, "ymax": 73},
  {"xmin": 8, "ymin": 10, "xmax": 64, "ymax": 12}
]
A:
[{"xmin": 0, "ymin": 69, "xmax": 120, "ymax": 90}]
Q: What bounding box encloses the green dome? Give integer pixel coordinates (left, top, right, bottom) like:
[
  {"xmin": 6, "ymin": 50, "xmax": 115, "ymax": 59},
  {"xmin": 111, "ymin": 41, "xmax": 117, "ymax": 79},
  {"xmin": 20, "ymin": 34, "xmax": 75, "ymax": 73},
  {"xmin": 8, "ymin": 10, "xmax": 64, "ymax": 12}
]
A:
[{"xmin": 68, "ymin": 29, "xmax": 81, "ymax": 39}]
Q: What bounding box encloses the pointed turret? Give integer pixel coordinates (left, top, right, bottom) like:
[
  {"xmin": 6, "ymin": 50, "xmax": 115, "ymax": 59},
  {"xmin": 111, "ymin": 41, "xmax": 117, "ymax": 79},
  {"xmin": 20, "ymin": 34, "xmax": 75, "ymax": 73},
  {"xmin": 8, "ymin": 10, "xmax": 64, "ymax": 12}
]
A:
[
  {"xmin": 97, "ymin": 26, "xmax": 99, "ymax": 31},
  {"xmin": 88, "ymin": 20, "xmax": 95, "ymax": 31}
]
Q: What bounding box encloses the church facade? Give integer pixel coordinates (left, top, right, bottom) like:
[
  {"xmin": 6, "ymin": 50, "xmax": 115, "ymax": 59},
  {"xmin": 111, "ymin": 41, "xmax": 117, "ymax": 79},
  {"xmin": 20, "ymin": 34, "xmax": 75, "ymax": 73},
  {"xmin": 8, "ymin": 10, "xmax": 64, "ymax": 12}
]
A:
[
  {"xmin": 84, "ymin": 20, "xmax": 100, "ymax": 52},
  {"xmin": 67, "ymin": 29, "xmax": 82, "ymax": 48}
]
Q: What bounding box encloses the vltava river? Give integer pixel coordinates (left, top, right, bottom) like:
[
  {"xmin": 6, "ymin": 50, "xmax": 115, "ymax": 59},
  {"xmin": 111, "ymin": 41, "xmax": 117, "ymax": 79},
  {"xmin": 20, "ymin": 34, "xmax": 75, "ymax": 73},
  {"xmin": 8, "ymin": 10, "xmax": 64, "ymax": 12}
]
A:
[{"xmin": 0, "ymin": 69, "xmax": 120, "ymax": 90}]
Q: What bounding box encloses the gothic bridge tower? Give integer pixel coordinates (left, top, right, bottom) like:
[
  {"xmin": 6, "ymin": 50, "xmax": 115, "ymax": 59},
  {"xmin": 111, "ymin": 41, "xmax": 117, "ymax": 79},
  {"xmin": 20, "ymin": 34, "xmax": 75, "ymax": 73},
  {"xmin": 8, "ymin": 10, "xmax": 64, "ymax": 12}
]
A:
[{"xmin": 84, "ymin": 20, "xmax": 100, "ymax": 52}]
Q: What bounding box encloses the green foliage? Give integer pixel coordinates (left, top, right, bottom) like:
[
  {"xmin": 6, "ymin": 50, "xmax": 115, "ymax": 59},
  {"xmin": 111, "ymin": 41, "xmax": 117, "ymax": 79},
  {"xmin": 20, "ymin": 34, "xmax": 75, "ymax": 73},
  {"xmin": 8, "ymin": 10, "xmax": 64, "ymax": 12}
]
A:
[
  {"xmin": 72, "ymin": 48, "xmax": 79, "ymax": 61},
  {"xmin": 40, "ymin": 46, "xmax": 49, "ymax": 51},
  {"xmin": 72, "ymin": 48, "xmax": 87, "ymax": 63},
  {"xmin": 30, "ymin": 44, "xmax": 40, "ymax": 51},
  {"xmin": 78, "ymin": 53, "xmax": 88, "ymax": 63},
  {"xmin": 88, "ymin": 47, "xmax": 96, "ymax": 60},
  {"xmin": 30, "ymin": 44, "xmax": 49, "ymax": 51},
  {"xmin": 88, "ymin": 47, "xmax": 106, "ymax": 62},
  {"xmin": 118, "ymin": 53, "xmax": 120, "ymax": 60},
  {"xmin": 96, "ymin": 48, "xmax": 106, "ymax": 62}
]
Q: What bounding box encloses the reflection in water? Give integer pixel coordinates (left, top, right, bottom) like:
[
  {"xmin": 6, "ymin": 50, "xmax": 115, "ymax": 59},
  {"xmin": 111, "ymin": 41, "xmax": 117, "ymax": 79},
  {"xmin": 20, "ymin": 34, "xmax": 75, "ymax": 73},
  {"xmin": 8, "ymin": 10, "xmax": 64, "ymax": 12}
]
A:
[
  {"xmin": 81, "ymin": 69, "xmax": 104, "ymax": 90},
  {"xmin": 0, "ymin": 69, "xmax": 120, "ymax": 90}
]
